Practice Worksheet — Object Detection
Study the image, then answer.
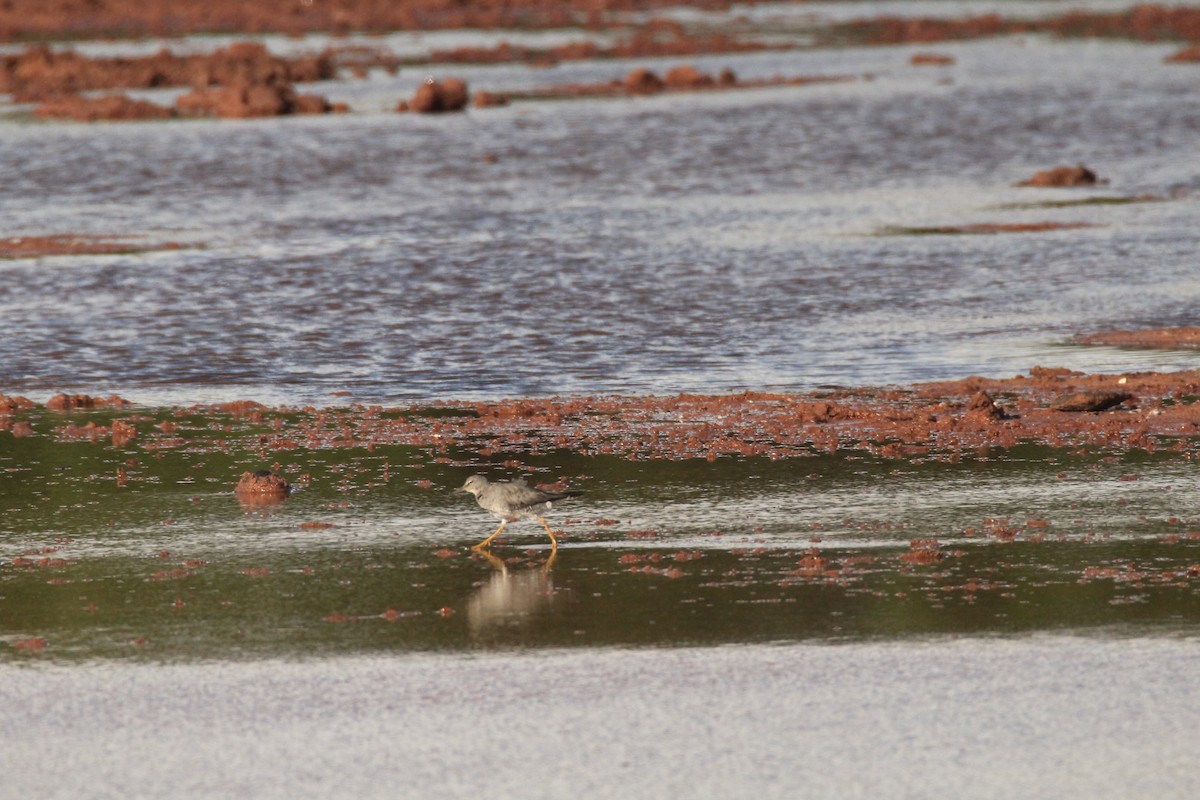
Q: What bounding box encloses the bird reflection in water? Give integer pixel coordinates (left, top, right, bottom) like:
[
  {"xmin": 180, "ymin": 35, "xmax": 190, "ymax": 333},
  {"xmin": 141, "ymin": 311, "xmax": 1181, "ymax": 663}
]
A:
[{"xmin": 467, "ymin": 549, "xmax": 567, "ymax": 638}]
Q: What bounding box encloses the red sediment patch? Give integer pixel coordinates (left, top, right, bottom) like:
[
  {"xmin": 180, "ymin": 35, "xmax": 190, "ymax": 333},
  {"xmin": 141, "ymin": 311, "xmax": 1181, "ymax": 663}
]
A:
[
  {"xmin": 234, "ymin": 469, "xmax": 291, "ymax": 497},
  {"xmin": 1166, "ymin": 44, "xmax": 1200, "ymax": 62},
  {"xmin": 11, "ymin": 638, "xmax": 48, "ymax": 651},
  {"xmin": 1, "ymin": 234, "xmax": 184, "ymax": 259},
  {"xmin": 208, "ymin": 400, "xmax": 267, "ymax": 416},
  {"xmin": 35, "ymin": 93, "xmax": 174, "ymax": 121},
  {"xmin": 297, "ymin": 521, "xmax": 335, "ymax": 529},
  {"xmin": 830, "ymin": 6, "xmax": 1200, "ymax": 47},
  {"xmin": 899, "ymin": 539, "xmax": 943, "ymax": 564},
  {"xmin": 910, "ymin": 53, "xmax": 956, "ymax": 65},
  {"xmin": 3, "ymin": 40, "xmax": 334, "ymax": 101},
  {"xmin": 1017, "ymin": 165, "xmax": 1100, "ymax": 187},
  {"xmin": 36, "ymin": 368, "xmax": 1200, "ymax": 462},
  {"xmin": 473, "ymin": 91, "xmax": 509, "ymax": 108},
  {"xmin": 887, "ymin": 222, "xmax": 1098, "ymax": 235},
  {"xmin": 518, "ymin": 66, "xmax": 854, "ymax": 102},
  {"xmin": 1074, "ymin": 327, "xmax": 1200, "ymax": 350}
]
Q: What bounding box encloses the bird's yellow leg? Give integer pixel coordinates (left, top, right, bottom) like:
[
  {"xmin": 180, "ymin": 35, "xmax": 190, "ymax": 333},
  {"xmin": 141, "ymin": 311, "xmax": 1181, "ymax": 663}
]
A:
[
  {"xmin": 535, "ymin": 516, "xmax": 558, "ymax": 551},
  {"xmin": 473, "ymin": 519, "xmax": 506, "ymax": 550}
]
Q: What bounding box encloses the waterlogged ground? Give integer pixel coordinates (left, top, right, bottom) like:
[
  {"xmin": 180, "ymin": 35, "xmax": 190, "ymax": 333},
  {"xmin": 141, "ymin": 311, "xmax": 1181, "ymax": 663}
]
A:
[
  {"xmin": 5, "ymin": 404, "xmax": 1200, "ymax": 797},
  {"xmin": 4, "ymin": 404, "xmax": 1200, "ymax": 660},
  {"xmin": 5, "ymin": 1, "xmax": 1200, "ymax": 796}
]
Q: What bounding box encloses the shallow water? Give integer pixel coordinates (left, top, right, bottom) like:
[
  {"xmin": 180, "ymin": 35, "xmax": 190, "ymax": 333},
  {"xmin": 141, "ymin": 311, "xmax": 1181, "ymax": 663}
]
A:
[
  {"xmin": 2, "ymin": 34, "xmax": 1200, "ymax": 406},
  {"xmin": 4, "ymin": 8, "xmax": 1200, "ymax": 794},
  {"xmin": 3, "ymin": 414, "xmax": 1199, "ymax": 660},
  {"xmin": 4, "ymin": 638, "xmax": 1200, "ymax": 799}
]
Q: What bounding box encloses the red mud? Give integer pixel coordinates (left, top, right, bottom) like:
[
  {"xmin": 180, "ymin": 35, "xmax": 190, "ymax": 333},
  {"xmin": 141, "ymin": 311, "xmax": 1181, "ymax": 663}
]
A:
[
  {"xmin": 910, "ymin": 53, "xmax": 956, "ymax": 66},
  {"xmin": 2, "ymin": 41, "xmax": 334, "ymax": 102},
  {"xmin": 0, "ymin": 234, "xmax": 185, "ymax": 258},
  {"xmin": 13, "ymin": 368, "xmax": 1200, "ymax": 463},
  {"xmin": 887, "ymin": 222, "xmax": 1097, "ymax": 235},
  {"xmin": 1074, "ymin": 327, "xmax": 1200, "ymax": 350},
  {"xmin": 511, "ymin": 65, "xmax": 853, "ymax": 101},
  {"xmin": 1017, "ymin": 165, "xmax": 1100, "ymax": 188},
  {"xmin": 425, "ymin": 22, "xmax": 780, "ymax": 66},
  {"xmin": 832, "ymin": 4, "xmax": 1200, "ymax": 46},
  {"xmin": 1166, "ymin": 44, "xmax": 1200, "ymax": 61},
  {"xmin": 10, "ymin": 42, "xmax": 341, "ymax": 120},
  {"xmin": 0, "ymin": 1, "xmax": 749, "ymax": 41},
  {"xmin": 234, "ymin": 469, "xmax": 291, "ymax": 497},
  {"xmin": 398, "ymin": 77, "xmax": 469, "ymax": 113},
  {"xmin": 34, "ymin": 93, "xmax": 174, "ymax": 121}
]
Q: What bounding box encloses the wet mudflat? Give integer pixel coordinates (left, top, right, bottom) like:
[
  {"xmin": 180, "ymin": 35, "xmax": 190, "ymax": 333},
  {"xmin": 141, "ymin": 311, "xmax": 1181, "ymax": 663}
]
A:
[
  {"xmin": 4, "ymin": 404, "xmax": 1200, "ymax": 796},
  {"xmin": 5, "ymin": 0, "xmax": 1200, "ymax": 795}
]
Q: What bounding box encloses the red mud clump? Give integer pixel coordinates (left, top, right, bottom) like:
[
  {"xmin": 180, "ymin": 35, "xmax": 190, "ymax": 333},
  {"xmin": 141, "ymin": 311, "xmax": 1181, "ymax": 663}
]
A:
[
  {"xmin": 234, "ymin": 469, "xmax": 291, "ymax": 498},
  {"xmin": 46, "ymin": 393, "xmax": 130, "ymax": 410},
  {"xmin": 473, "ymin": 91, "xmax": 509, "ymax": 108},
  {"xmin": 910, "ymin": 53, "xmax": 956, "ymax": 65},
  {"xmin": 0, "ymin": 393, "xmax": 35, "ymax": 413},
  {"xmin": 1, "ymin": 41, "xmax": 334, "ymax": 102},
  {"xmin": 175, "ymin": 43, "xmax": 335, "ymax": 118},
  {"xmin": 398, "ymin": 78, "xmax": 469, "ymax": 113},
  {"xmin": 624, "ymin": 67, "xmax": 665, "ymax": 94},
  {"xmin": 523, "ymin": 66, "xmax": 850, "ymax": 102},
  {"xmin": 1017, "ymin": 165, "xmax": 1100, "ymax": 187},
  {"xmin": 664, "ymin": 64, "xmax": 716, "ymax": 90},
  {"xmin": 1074, "ymin": 327, "xmax": 1200, "ymax": 350},
  {"xmin": 176, "ymin": 80, "xmax": 331, "ymax": 118},
  {"xmin": 1166, "ymin": 44, "xmax": 1200, "ymax": 62},
  {"xmin": 1, "ymin": 234, "xmax": 184, "ymax": 258},
  {"xmin": 34, "ymin": 93, "xmax": 174, "ymax": 122}
]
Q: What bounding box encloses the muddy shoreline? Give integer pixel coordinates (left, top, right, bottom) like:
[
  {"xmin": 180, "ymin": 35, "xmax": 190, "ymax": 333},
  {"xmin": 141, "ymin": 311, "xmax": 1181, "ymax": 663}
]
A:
[{"xmin": 7, "ymin": 366, "xmax": 1200, "ymax": 462}]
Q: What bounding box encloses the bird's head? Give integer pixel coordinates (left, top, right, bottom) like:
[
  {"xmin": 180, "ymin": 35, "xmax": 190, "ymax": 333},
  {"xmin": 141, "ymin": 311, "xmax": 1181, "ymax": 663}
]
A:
[{"xmin": 459, "ymin": 474, "xmax": 489, "ymax": 496}]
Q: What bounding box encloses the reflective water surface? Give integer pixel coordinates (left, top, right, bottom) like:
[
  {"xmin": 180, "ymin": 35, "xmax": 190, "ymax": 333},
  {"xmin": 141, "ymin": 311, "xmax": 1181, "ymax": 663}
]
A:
[
  {"xmin": 1, "ymin": 35, "xmax": 1199, "ymax": 406},
  {"xmin": 3, "ymin": 409, "xmax": 1200, "ymax": 660},
  {"xmin": 4, "ymin": 8, "xmax": 1200, "ymax": 796}
]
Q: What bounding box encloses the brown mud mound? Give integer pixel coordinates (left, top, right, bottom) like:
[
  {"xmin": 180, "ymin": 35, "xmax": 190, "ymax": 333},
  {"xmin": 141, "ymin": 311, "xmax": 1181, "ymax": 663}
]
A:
[
  {"xmin": 0, "ymin": 234, "xmax": 186, "ymax": 258},
  {"xmin": 46, "ymin": 393, "xmax": 130, "ymax": 410},
  {"xmin": 234, "ymin": 469, "xmax": 291, "ymax": 497},
  {"xmin": 1017, "ymin": 165, "xmax": 1100, "ymax": 187},
  {"xmin": 398, "ymin": 78, "xmax": 469, "ymax": 113},
  {"xmin": 1074, "ymin": 327, "xmax": 1200, "ymax": 350},
  {"xmin": 0, "ymin": 394, "xmax": 35, "ymax": 413},
  {"xmin": 176, "ymin": 80, "xmax": 332, "ymax": 118}
]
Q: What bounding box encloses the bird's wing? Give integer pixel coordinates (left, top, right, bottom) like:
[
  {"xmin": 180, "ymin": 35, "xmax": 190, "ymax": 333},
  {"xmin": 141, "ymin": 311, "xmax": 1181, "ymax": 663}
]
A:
[{"xmin": 510, "ymin": 485, "xmax": 582, "ymax": 509}]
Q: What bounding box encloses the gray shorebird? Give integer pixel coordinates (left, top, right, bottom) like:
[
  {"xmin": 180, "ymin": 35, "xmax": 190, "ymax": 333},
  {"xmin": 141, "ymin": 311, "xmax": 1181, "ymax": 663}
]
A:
[{"xmin": 459, "ymin": 474, "xmax": 582, "ymax": 551}]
